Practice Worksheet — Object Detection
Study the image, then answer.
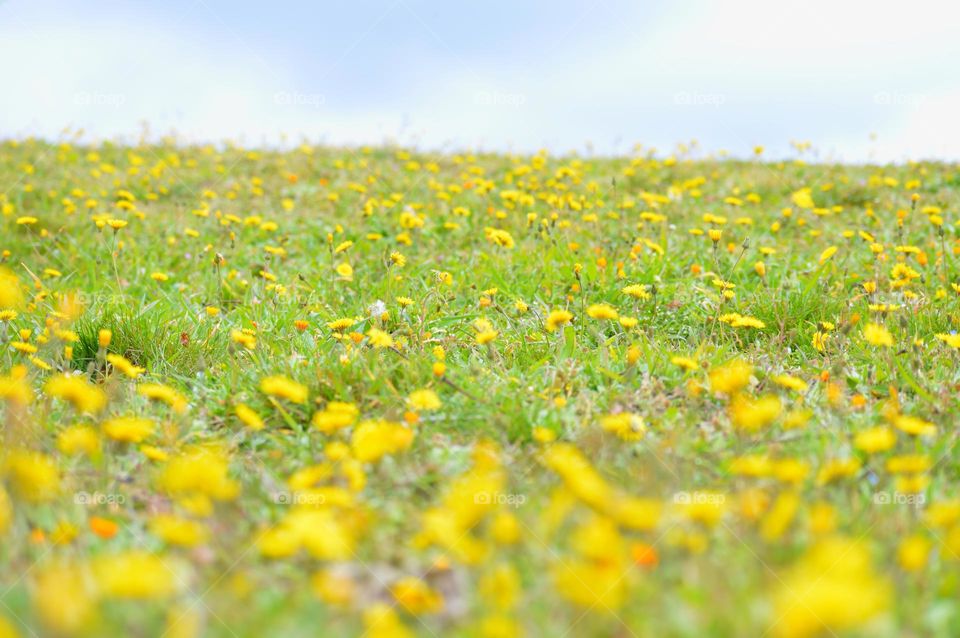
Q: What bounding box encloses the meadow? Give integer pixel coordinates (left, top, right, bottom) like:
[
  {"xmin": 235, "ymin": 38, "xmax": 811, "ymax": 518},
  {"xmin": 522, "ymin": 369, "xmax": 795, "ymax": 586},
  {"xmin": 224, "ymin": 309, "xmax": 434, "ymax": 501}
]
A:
[{"xmin": 1, "ymin": 137, "xmax": 959, "ymax": 637}]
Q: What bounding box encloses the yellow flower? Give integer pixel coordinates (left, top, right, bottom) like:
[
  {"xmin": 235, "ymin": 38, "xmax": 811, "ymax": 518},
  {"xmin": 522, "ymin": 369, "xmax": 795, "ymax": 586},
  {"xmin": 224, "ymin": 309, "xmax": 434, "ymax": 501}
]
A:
[
  {"xmin": 811, "ymin": 331, "xmax": 828, "ymax": 352},
  {"xmin": 729, "ymin": 394, "xmax": 781, "ymax": 431},
  {"xmin": 816, "ymin": 458, "xmax": 861, "ymax": 485},
  {"xmin": 141, "ymin": 445, "xmax": 169, "ymax": 462},
  {"xmin": 55, "ymin": 329, "xmax": 79, "ymax": 342},
  {"xmin": 936, "ymin": 333, "xmax": 960, "ymax": 349},
  {"xmin": 312, "ymin": 569, "xmax": 356, "ymax": 607},
  {"xmin": 598, "ymin": 413, "xmax": 645, "ymax": 441},
  {"xmin": 771, "ymin": 374, "xmax": 807, "ymax": 393},
  {"xmin": 893, "ymin": 415, "xmax": 936, "ymax": 437},
  {"xmin": 897, "ymin": 474, "xmax": 930, "ymax": 495},
  {"xmin": 105, "ymin": 353, "xmax": 145, "ymax": 378},
  {"xmin": 760, "ymin": 491, "xmax": 800, "ymax": 541},
  {"xmin": 32, "ymin": 562, "xmax": 97, "ymax": 634},
  {"xmin": 327, "ymin": 317, "xmax": 356, "ymax": 331},
  {"xmin": 313, "ymin": 402, "xmax": 359, "ymax": 433},
  {"xmin": 807, "ymin": 502, "xmax": 836, "ymax": 535},
  {"xmin": 259, "ymin": 375, "xmax": 308, "ymax": 404},
  {"xmin": 10, "ymin": 341, "xmax": 37, "ymax": 354},
  {"xmin": 367, "ymin": 328, "xmax": 395, "ymax": 348},
  {"xmin": 709, "ymin": 359, "xmax": 753, "ymax": 395},
  {"xmin": 93, "ymin": 551, "xmax": 178, "ymax": 599},
  {"xmin": 554, "ymin": 556, "xmax": 628, "ymax": 611},
  {"xmin": 149, "ymin": 515, "xmax": 208, "ymax": 547},
  {"xmin": 0, "ymin": 268, "xmax": 22, "ymax": 310},
  {"xmin": 352, "ymin": 420, "xmax": 414, "ymax": 463},
  {"xmin": 542, "ymin": 444, "xmax": 660, "ymax": 530},
  {"xmin": 790, "ymin": 187, "xmax": 815, "ymax": 209},
  {"xmin": 897, "ymin": 534, "xmax": 930, "ymax": 572},
  {"xmin": 853, "ymin": 426, "xmax": 896, "ymax": 454},
  {"xmin": 391, "ymin": 576, "xmax": 444, "ymax": 615},
  {"xmin": 818, "ymin": 245, "xmax": 838, "ymax": 264},
  {"xmin": 586, "ymin": 303, "xmax": 618, "ymax": 320},
  {"xmin": 407, "ymin": 389, "xmax": 441, "ymax": 411},
  {"xmin": 728, "ymin": 455, "xmax": 773, "ymax": 477},
  {"xmin": 0, "ymin": 368, "xmax": 32, "ymax": 405},
  {"xmin": 259, "ymin": 508, "xmax": 357, "ymax": 560},
  {"xmin": 159, "ymin": 448, "xmax": 240, "ymax": 502},
  {"xmin": 622, "ymin": 284, "xmax": 650, "ymax": 299},
  {"xmin": 235, "ymin": 403, "xmax": 265, "ymax": 430},
  {"xmin": 925, "ymin": 501, "xmax": 960, "ymax": 528},
  {"xmin": 863, "ymin": 323, "xmax": 894, "ymax": 347},
  {"xmin": 553, "ymin": 516, "xmax": 630, "ymax": 608},
  {"xmin": 490, "ymin": 512, "xmax": 522, "ymax": 545},
  {"xmin": 0, "ymin": 610, "xmax": 15, "ymax": 638},
  {"xmin": 484, "ymin": 227, "xmax": 515, "ymax": 249},
  {"xmin": 670, "ymin": 356, "xmax": 698, "ymax": 371},
  {"xmin": 103, "ymin": 416, "xmax": 155, "ymax": 443},
  {"xmin": 230, "ymin": 329, "xmax": 257, "ymax": 350},
  {"xmin": 719, "ymin": 313, "xmax": 766, "ymax": 329},
  {"xmin": 528, "ymin": 427, "xmax": 558, "ymax": 448},
  {"xmin": 771, "ymin": 537, "xmax": 890, "ymax": 638},
  {"xmin": 363, "ymin": 604, "xmax": 414, "ymax": 638},
  {"xmin": 475, "ymin": 329, "xmax": 498, "ymax": 345},
  {"xmin": 3, "ymin": 449, "xmax": 59, "ymax": 502},
  {"xmin": 138, "ymin": 382, "xmax": 189, "ymax": 412},
  {"xmin": 545, "ymin": 309, "xmax": 573, "ymax": 332},
  {"xmin": 57, "ymin": 425, "xmax": 100, "ymax": 457},
  {"xmin": 335, "ymin": 262, "xmax": 353, "ymax": 280},
  {"xmin": 886, "ymin": 454, "xmax": 931, "ymax": 474},
  {"xmin": 479, "ymin": 563, "xmax": 521, "ymax": 610},
  {"xmin": 45, "ymin": 374, "xmax": 107, "ymax": 414}
]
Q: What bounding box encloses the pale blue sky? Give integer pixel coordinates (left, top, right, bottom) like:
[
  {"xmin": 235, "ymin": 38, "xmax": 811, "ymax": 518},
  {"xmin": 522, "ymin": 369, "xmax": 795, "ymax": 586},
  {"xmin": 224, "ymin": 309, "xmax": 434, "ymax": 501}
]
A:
[{"xmin": 2, "ymin": 0, "xmax": 959, "ymax": 161}]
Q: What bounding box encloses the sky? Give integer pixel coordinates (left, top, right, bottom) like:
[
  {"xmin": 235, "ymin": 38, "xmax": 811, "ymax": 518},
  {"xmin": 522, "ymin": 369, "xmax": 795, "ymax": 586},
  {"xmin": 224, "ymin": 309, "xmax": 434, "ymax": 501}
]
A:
[{"xmin": 1, "ymin": 0, "xmax": 959, "ymax": 162}]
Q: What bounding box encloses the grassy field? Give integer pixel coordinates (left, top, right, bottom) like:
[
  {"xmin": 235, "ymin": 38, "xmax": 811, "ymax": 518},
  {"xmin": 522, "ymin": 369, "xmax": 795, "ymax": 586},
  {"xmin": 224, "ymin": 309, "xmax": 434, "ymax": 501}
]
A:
[{"xmin": 1, "ymin": 138, "xmax": 959, "ymax": 637}]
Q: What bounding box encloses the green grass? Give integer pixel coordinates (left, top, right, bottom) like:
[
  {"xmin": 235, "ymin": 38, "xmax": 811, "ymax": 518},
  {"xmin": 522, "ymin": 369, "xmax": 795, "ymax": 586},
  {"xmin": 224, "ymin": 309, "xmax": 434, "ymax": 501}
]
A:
[
  {"xmin": 0, "ymin": 139, "xmax": 959, "ymax": 637},
  {"xmin": 70, "ymin": 300, "xmax": 227, "ymax": 379}
]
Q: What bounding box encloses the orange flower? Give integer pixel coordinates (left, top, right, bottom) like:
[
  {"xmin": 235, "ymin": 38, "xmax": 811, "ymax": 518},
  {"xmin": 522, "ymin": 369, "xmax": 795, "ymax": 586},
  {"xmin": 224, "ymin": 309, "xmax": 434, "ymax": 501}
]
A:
[
  {"xmin": 90, "ymin": 516, "xmax": 119, "ymax": 539},
  {"xmin": 631, "ymin": 542, "xmax": 658, "ymax": 568}
]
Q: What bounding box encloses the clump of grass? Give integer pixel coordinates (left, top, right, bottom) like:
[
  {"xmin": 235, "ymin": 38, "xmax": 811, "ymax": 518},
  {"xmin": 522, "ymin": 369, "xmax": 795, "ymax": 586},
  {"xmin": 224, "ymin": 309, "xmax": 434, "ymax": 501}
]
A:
[{"xmin": 71, "ymin": 299, "xmax": 226, "ymax": 379}]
